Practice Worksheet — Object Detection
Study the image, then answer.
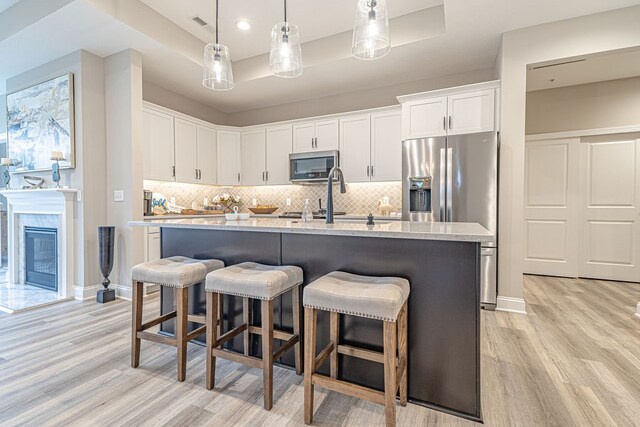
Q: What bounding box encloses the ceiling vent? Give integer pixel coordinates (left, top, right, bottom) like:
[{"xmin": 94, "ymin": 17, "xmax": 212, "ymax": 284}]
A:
[
  {"xmin": 191, "ymin": 15, "xmax": 214, "ymax": 34},
  {"xmin": 529, "ymin": 59, "xmax": 586, "ymax": 70}
]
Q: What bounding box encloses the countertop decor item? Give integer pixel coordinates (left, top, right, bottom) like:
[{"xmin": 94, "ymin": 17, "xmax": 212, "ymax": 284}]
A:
[
  {"xmin": 97, "ymin": 226, "xmax": 116, "ymax": 303},
  {"xmin": 51, "ymin": 151, "xmax": 65, "ymax": 188},
  {"xmin": 213, "ymin": 193, "xmax": 241, "ymax": 212},
  {"xmin": 202, "ymin": 0, "xmax": 234, "ymax": 91},
  {"xmin": 22, "ymin": 175, "xmax": 45, "ymax": 189},
  {"xmin": 1, "ymin": 158, "xmax": 15, "ymax": 189},
  {"xmin": 7, "ymin": 73, "xmax": 75, "ymax": 172},
  {"xmin": 248, "ymin": 205, "xmax": 278, "ymax": 215}
]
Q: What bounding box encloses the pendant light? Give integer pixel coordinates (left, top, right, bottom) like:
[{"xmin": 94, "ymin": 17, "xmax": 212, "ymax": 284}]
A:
[
  {"xmin": 203, "ymin": 0, "xmax": 234, "ymax": 90},
  {"xmin": 269, "ymin": 0, "xmax": 303, "ymax": 78},
  {"xmin": 352, "ymin": 0, "xmax": 390, "ymax": 60}
]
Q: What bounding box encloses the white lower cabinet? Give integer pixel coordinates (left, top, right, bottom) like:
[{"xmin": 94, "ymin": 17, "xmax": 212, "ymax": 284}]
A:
[
  {"xmin": 144, "ymin": 227, "xmax": 161, "ymax": 294},
  {"xmin": 217, "ymin": 130, "xmax": 242, "ymax": 185}
]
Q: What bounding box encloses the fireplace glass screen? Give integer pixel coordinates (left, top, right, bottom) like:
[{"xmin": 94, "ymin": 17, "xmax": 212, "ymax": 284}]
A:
[{"xmin": 25, "ymin": 227, "xmax": 58, "ymax": 291}]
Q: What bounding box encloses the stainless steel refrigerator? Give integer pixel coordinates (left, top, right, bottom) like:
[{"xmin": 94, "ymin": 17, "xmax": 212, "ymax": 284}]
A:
[{"xmin": 402, "ymin": 131, "xmax": 499, "ymax": 309}]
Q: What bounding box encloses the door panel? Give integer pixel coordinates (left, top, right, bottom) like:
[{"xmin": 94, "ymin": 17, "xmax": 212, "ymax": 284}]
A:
[
  {"xmin": 447, "ymin": 132, "xmax": 499, "ymax": 245},
  {"xmin": 197, "ymin": 125, "xmax": 216, "ymax": 185},
  {"xmin": 340, "ymin": 115, "xmax": 371, "ymax": 183},
  {"xmin": 266, "ymin": 125, "xmax": 292, "ymax": 185},
  {"xmin": 174, "ymin": 118, "xmax": 198, "ymax": 184},
  {"xmin": 293, "ymin": 122, "xmax": 315, "ymax": 153},
  {"xmin": 447, "ymin": 90, "xmax": 495, "ymax": 136},
  {"xmin": 580, "ymin": 136, "xmax": 640, "ymax": 282},
  {"xmin": 402, "ymin": 96, "xmax": 447, "ymax": 140},
  {"xmin": 315, "ymin": 119, "xmax": 339, "ymax": 151},
  {"xmin": 143, "ymin": 109, "xmax": 175, "ymax": 181},
  {"xmin": 371, "ymin": 110, "xmax": 402, "ymax": 181},
  {"xmin": 241, "ymin": 129, "xmax": 267, "ymax": 186},
  {"xmin": 217, "ymin": 130, "xmax": 241, "ymax": 186},
  {"xmin": 524, "ymin": 138, "xmax": 579, "ymax": 277}
]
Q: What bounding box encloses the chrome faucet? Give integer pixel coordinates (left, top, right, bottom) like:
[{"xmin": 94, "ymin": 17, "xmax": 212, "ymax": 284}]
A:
[{"xmin": 326, "ymin": 166, "xmax": 346, "ymax": 224}]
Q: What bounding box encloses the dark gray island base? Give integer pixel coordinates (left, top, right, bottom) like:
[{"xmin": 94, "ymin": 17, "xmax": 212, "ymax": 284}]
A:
[{"xmin": 158, "ymin": 227, "xmax": 482, "ymax": 422}]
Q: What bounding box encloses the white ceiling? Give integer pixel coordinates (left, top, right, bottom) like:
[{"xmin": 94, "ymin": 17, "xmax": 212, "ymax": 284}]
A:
[
  {"xmin": 1, "ymin": 0, "xmax": 640, "ymax": 115},
  {"xmin": 0, "ymin": 0, "xmax": 19, "ymax": 13},
  {"xmin": 527, "ymin": 48, "xmax": 640, "ymax": 91}
]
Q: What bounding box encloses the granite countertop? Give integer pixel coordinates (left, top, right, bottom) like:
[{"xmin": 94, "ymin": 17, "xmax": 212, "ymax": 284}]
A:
[
  {"xmin": 143, "ymin": 213, "xmax": 403, "ymax": 221},
  {"xmin": 130, "ymin": 217, "xmax": 493, "ymax": 242}
]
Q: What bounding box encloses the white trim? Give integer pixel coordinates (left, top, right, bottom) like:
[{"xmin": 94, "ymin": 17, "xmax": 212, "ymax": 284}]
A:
[
  {"xmin": 75, "ymin": 284, "xmax": 100, "ymax": 300},
  {"xmin": 112, "ymin": 283, "xmax": 132, "ymax": 300},
  {"xmin": 496, "ymin": 296, "xmax": 527, "ymax": 314},
  {"xmin": 396, "ymin": 80, "xmax": 500, "ymax": 103},
  {"xmin": 526, "ymin": 125, "xmax": 640, "ymax": 141},
  {"xmin": 635, "ymin": 303, "xmax": 640, "ymax": 319}
]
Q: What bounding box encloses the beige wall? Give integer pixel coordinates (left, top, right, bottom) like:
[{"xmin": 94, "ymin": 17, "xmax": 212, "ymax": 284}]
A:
[
  {"xmin": 499, "ymin": 5, "xmax": 640, "ymax": 311},
  {"xmin": 526, "ymin": 77, "xmax": 640, "ymax": 134},
  {"xmin": 226, "ymin": 68, "xmax": 496, "ymax": 126}
]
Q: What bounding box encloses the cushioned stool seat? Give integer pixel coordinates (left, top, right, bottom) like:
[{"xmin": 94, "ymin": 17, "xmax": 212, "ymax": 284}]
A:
[
  {"xmin": 132, "ymin": 256, "xmax": 224, "ymax": 288},
  {"xmin": 205, "ymin": 262, "xmax": 303, "ymax": 300},
  {"xmin": 303, "ymin": 271, "xmax": 410, "ymax": 322}
]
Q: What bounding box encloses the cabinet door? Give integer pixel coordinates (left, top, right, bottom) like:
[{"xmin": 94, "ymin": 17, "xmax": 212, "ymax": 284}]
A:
[
  {"xmin": 447, "ymin": 89, "xmax": 495, "ymax": 135},
  {"xmin": 340, "ymin": 115, "xmax": 371, "ymax": 183},
  {"xmin": 371, "ymin": 110, "xmax": 402, "ymax": 181},
  {"xmin": 147, "ymin": 231, "xmax": 161, "ymax": 262},
  {"xmin": 143, "ymin": 109, "xmax": 175, "ymax": 181},
  {"xmin": 217, "ymin": 130, "xmax": 242, "ymax": 185},
  {"xmin": 401, "ymin": 96, "xmax": 447, "ymax": 140},
  {"xmin": 174, "ymin": 118, "xmax": 198, "ymax": 184},
  {"xmin": 266, "ymin": 125, "xmax": 293, "ymax": 185},
  {"xmin": 241, "ymin": 129, "xmax": 267, "ymax": 186},
  {"xmin": 315, "ymin": 119, "xmax": 339, "ymax": 151},
  {"xmin": 197, "ymin": 125, "xmax": 217, "ymax": 185},
  {"xmin": 293, "ymin": 122, "xmax": 315, "ymax": 153}
]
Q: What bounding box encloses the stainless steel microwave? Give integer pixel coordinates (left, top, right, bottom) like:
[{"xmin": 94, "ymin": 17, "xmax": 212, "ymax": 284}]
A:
[{"xmin": 289, "ymin": 150, "xmax": 340, "ymax": 183}]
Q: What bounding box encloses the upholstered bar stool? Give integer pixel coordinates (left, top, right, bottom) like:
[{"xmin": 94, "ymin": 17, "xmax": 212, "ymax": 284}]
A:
[
  {"xmin": 303, "ymin": 271, "xmax": 410, "ymax": 427},
  {"xmin": 131, "ymin": 256, "xmax": 224, "ymax": 381},
  {"xmin": 205, "ymin": 262, "xmax": 303, "ymax": 410}
]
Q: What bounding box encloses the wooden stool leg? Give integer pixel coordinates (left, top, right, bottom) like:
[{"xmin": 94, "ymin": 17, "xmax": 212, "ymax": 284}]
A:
[
  {"xmin": 304, "ymin": 307, "xmax": 317, "ymax": 425},
  {"xmin": 383, "ymin": 320, "xmax": 398, "ymax": 427},
  {"xmin": 176, "ymin": 287, "xmax": 189, "ymax": 382},
  {"xmin": 292, "ymin": 286, "xmax": 302, "ymax": 375},
  {"xmin": 262, "ymin": 299, "xmax": 274, "ymax": 410},
  {"xmin": 330, "ymin": 311, "xmax": 339, "ymax": 379},
  {"xmin": 218, "ymin": 294, "xmax": 224, "ymax": 337},
  {"xmin": 398, "ymin": 303, "xmax": 408, "ymax": 406},
  {"xmin": 131, "ymin": 281, "xmax": 144, "ymax": 368},
  {"xmin": 206, "ymin": 291, "xmax": 219, "ymax": 390},
  {"xmin": 243, "ymin": 297, "xmax": 251, "ymax": 355}
]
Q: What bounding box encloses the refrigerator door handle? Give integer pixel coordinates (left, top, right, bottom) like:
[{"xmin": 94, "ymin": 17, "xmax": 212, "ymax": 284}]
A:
[
  {"xmin": 439, "ymin": 148, "xmax": 446, "ymax": 221},
  {"xmin": 446, "ymin": 147, "xmax": 453, "ymax": 222}
]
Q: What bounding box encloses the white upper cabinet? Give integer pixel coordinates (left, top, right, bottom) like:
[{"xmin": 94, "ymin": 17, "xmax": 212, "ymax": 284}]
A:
[
  {"xmin": 266, "ymin": 125, "xmax": 293, "ymax": 185},
  {"xmin": 217, "ymin": 130, "xmax": 242, "ymax": 186},
  {"xmin": 399, "ymin": 83, "xmax": 498, "ymax": 140},
  {"xmin": 401, "ymin": 96, "xmax": 448, "ymax": 140},
  {"xmin": 143, "ymin": 108, "xmax": 175, "ymax": 182},
  {"xmin": 447, "ymin": 89, "xmax": 495, "ymax": 135},
  {"xmin": 241, "ymin": 129, "xmax": 267, "ymax": 186},
  {"xmin": 293, "ymin": 119, "xmax": 339, "ymax": 153},
  {"xmin": 196, "ymin": 125, "xmax": 217, "ymax": 185},
  {"xmin": 174, "ymin": 118, "xmax": 198, "ymax": 184},
  {"xmin": 371, "ymin": 110, "xmax": 402, "ymax": 181},
  {"xmin": 340, "ymin": 115, "xmax": 372, "ymax": 183}
]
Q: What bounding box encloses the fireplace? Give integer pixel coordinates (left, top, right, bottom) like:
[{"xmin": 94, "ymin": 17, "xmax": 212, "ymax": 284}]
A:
[{"xmin": 24, "ymin": 227, "xmax": 58, "ymax": 292}]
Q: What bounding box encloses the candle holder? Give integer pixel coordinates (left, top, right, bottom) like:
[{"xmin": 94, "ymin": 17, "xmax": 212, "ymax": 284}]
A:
[
  {"xmin": 50, "ymin": 152, "xmax": 66, "ymax": 188},
  {"xmin": 97, "ymin": 226, "xmax": 116, "ymax": 303}
]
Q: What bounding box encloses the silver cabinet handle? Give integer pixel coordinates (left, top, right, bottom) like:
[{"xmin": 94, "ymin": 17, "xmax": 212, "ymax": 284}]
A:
[
  {"xmin": 448, "ymin": 116, "xmax": 452, "ymax": 130},
  {"xmin": 314, "ymin": 137, "xmax": 318, "ymax": 148},
  {"xmin": 262, "ymin": 171, "xmax": 265, "ymax": 181},
  {"xmin": 266, "ymin": 171, "xmax": 269, "ymax": 181},
  {"xmin": 199, "ymin": 169, "xmax": 202, "ymax": 180},
  {"xmin": 312, "ymin": 137, "xmax": 314, "ymax": 148},
  {"xmin": 195, "ymin": 169, "xmax": 199, "ymax": 180},
  {"xmin": 172, "ymin": 166, "xmax": 175, "ymax": 178},
  {"xmin": 237, "ymin": 172, "xmax": 240, "ymax": 182},
  {"xmin": 443, "ymin": 116, "xmax": 446, "ymax": 130},
  {"xmin": 371, "ymin": 165, "xmax": 373, "ymax": 177},
  {"xmin": 366, "ymin": 165, "xmax": 370, "ymax": 177}
]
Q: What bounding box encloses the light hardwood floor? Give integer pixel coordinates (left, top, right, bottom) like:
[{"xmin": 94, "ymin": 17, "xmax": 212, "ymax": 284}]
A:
[{"xmin": 0, "ymin": 275, "xmax": 639, "ymax": 426}]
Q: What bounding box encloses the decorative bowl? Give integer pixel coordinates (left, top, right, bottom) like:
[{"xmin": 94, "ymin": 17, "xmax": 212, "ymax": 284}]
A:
[
  {"xmin": 238, "ymin": 213, "xmax": 251, "ymax": 220},
  {"xmin": 248, "ymin": 207, "xmax": 278, "ymax": 215},
  {"xmin": 225, "ymin": 213, "xmax": 239, "ymax": 221}
]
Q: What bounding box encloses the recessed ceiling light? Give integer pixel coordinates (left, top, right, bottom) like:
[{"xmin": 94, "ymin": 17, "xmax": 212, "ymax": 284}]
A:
[{"xmin": 235, "ymin": 20, "xmax": 252, "ymax": 31}]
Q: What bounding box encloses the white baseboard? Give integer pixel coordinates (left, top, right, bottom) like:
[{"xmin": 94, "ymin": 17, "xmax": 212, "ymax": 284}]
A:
[
  {"xmin": 74, "ymin": 284, "xmax": 100, "ymax": 301},
  {"xmin": 112, "ymin": 283, "xmax": 132, "ymax": 301},
  {"xmin": 496, "ymin": 296, "xmax": 527, "ymax": 314}
]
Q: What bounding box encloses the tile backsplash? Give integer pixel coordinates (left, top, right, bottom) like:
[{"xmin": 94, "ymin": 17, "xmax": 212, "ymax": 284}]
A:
[{"xmin": 144, "ymin": 180, "xmax": 402, "ymax": 215}]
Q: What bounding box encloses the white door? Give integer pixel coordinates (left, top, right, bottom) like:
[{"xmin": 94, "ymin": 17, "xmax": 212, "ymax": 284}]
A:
[
  {"xmin": 371, "ymin": 110, "xmax": 402, "ymax": 181},
  {"xmin": 197, "ymin": 125, "xmax": 217, "ymax": 185},
  {"xmin": 524, "ymin": 138, "xmax": 580, "ymax": 277},
  {"xmin": 315, "ymin": 119, "xmax": 340, "ymax": 151},
  {"xmin": 579, "ymin": 135, "xmax": 640, "ymax": 282},
  {"xmin": 174, "ymin": 118, "xmax": 198, "ymax": 184},
  {"xmin": 241, "ymin": 129, "xmax": 267, "ymax": 186},
  {"xmin": 293, "ymin": 122, "xmax": 315, "ymax": 153},
  {"xmin": 217, "ymin": 130, "xmax": 241, "ymax": 186},
  {"xmin": 447, "ymin": 89, "xmax": 495, "ymax": 136},
  {"xmin": 266, "ymin": 125, "xmax": 292, "ymax": 185},
  {"xmin": 401, "ymin": 96, "xmax": 447, "ymax": 140},
  {"xmin": 340, "ymin": 115, "xmax": 371, "ymax": 183},
  {"xmin": 143, "ymin": 109, "xmax": 175, "ymax": 181}
]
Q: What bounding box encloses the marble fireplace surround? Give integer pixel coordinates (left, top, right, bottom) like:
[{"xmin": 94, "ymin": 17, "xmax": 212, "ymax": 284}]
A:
[{"xmin": 0, "ymin": 189, "xmax": 78, "ymax": 299}]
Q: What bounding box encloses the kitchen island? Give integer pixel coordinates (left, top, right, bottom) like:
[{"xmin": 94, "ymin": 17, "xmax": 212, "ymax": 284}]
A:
[{"xmin": 129, "ymin": 217, "xmax": 492, "ymax": 422}]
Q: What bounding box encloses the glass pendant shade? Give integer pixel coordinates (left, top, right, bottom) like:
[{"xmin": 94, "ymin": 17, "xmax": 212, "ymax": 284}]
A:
[
  {"xmin": 352, "ymin": 0, "xmax": 390, "ymax": 60},
  {"xmin": 203, "ymin": 43, "xmax": 234, "ymax": 90},
  {"xmin": 269, "ymin": 22, "xmax": 303, "ymax": 78}
]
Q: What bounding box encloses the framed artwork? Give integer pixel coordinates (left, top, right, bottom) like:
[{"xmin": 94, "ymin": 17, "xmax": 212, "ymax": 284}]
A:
[{"xmin": 6, "ymin": 73, "xmax": 75, "ymax": 172}]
